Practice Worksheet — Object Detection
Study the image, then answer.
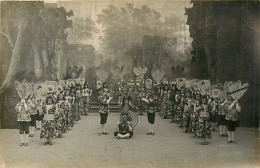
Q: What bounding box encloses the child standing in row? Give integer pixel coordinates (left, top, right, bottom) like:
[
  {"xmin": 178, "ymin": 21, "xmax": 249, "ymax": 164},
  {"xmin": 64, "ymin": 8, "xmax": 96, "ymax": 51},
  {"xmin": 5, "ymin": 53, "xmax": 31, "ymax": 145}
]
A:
[
  {"xmin": 40, "ymin": 96, "xmax": 57, "ymax": 145},
  {"xmin": 16, "ymin": 99, "xmax": 31, "ymax": 146},
  {"xmin": 196, "ymin": 96, "xmax": 211, "ymax": 145}
]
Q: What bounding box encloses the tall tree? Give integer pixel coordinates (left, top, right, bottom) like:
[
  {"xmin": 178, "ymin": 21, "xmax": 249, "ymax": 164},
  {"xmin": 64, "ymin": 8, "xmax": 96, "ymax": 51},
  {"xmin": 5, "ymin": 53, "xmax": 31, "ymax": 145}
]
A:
[
  {"xmin": 39, "ymin": 7, "xmax": 73, "ymax": 80},
  {"xmin": 0, "ymin": 2, "xmax": 73, "ymax": 94},
  {"xmin": 0, "ymin": 2, "xmax": 37, "ymax": 94},
  {"xmin": 185, "ymin": 1, "xmax": 260, "ymax": 127}
]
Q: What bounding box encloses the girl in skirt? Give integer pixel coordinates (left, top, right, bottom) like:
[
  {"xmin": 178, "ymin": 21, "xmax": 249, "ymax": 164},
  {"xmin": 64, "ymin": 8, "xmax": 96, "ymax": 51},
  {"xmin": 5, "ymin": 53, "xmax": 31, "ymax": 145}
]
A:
[
  {"xmin": 27, "ymin": 96, "xmax": 37, "ymax": 137},
  {"xmin": 160, "ymin": 85, "xmax": 170, "ymax": 119},
  {"xmin": 65, "ymin": 89, "xmax": 74, "ymax": 128},
  {"xmin": 169, "ymin": 85, "xmax": 177, "ymax": 123},
  {"xmin": 70, "ymin": 88, "xmax": 78, "ymax": 122},
  {"xmin": 40, "ymin": 96, "xmax": 57, "ymax": 145},
  {"xmin": 179, "ymin": 89, "xmax": 186, "ymax": 128},
  {"xmin": 55, "ymin": 93, "xmax": 67, "ymax": 138},
  {"xmin": 119, "ymin": 93, "xmax": 133, "ymax": 114},
  {"xmin": 82, "ymin": 83, "xmax": 92, "ymax": 115},
  {"xmin": 35, "ymin": 99, "xmax": 44, "ymax": 130},
  {"xmin": 192, "ymin": 92, "xmax": 201, "ymax": 137},
  {"xmin": 138, "ymin": 86, "xmax": 146, "ymax": 115},
  {"xmin": 183, "ymin": 90, "xmax": 193, "ymax": 133},
  {"xmin": 74, "ymin": 89, "xmax": 83, "ymax": 120},
  {"xmin": 197, "ymin": 96, "xmax": 211, "ymax": 145},
  {"xmin": 208, "ymin": 97, "xmax": 218, "ymax": 132},
  {"xmin": 175, "ymin": 91, "xmax": 183, "ymax": 124}
]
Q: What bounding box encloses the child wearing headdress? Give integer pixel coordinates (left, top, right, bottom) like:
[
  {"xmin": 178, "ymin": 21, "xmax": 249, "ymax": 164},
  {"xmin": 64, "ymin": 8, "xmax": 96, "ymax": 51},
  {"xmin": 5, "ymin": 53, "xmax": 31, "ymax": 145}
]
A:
[
  {"xmin": 208, "ymin": 97, "xmax": 218, "ymax": 132},
  {"xmin": 74, "ymin": 87, "xmax": 83, "ymax": 120},
  {"xmin": 98, "ymin": 83, "xmax": 113, "ymax": 135},
  {"xmin": 196, "ymin": 96, "xmax": 211, "ymax": 145},
  {"xmin": 138, "ymin": 85, "xmax": 146, "ymax": 115},
  {"xmin": 160, "ymin": 84, "xmax": 170, "ymax": 119},
  {"xmin": 225, "ymin": 94, "xmax": 241, "ymax": 143},
  {"xmin": 142, "ymin": 93, "xmax": 157, "ymax": 135},
  {"xmin": 218, "ymin": 98, "xmax": 228, "ymax": 137},
  {"xmin": 65, "ymin": 89, "xmax": 74, "ymax": 128},
  {"xmin": 70, "ymin": 88, "xmax": 78, "ymax": 122},
  {"xmin": 119, "ymin": 92, "xmax": 133, "ymax": 114},
  {"xmin": 179, "ymin": 87, "xmax": 186, "ymax": 128},
  {"xmin": 27, "ymin": 95, "xmax": 37, "ymax": 137},
  {"xmin": 174, "ymin": 89, "xmax": 183, "ymax": 124},
  {"xmin": 192, "ymin": 92, "xmax": 201, "ymax": 137},
  {"xmin": 82, "ymin": 83, "xmax": 92, "ymax": 115},
  {"xmin": 35, "ymin": 98, "xmax": 44, "ymax": 130},
  {"xmin": 16, "ymin": 99, "xmax": 31, "ymax": 146},
  {"xmin": 169, "ymin": 84, "xmax": 177, "ymax": 123},
  {"xmin": 183, "ymin": 90, "xmax": 193, "ymax": 133},
  {"xmin": 40, "ymin": 96, "xmax": 57, "ymax": 145},
  {"xmin": 55, "ymin": 92, "xmax": 67, "ymax": 138}
]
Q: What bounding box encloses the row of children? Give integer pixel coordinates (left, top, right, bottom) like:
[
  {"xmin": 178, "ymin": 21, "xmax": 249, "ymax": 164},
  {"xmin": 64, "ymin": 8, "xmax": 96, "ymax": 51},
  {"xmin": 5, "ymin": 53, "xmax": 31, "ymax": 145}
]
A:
[
  {"xmin": 15, "ymin": 81, "xmax": 92, "ymax": 146},
  {"xmin": 150, "ymin": 82, "xmax": 241, "ymax": 145},
  {"xmin": 115, "ymin": 79, "xmax": 243, "ymax": 145}
]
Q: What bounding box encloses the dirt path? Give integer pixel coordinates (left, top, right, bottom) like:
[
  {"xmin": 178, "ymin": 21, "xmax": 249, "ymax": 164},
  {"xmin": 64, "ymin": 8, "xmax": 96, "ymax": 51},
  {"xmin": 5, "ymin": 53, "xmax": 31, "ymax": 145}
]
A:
[{"xmin": 0, "ymin": 113, "xmax": 259, "ymax": 168}]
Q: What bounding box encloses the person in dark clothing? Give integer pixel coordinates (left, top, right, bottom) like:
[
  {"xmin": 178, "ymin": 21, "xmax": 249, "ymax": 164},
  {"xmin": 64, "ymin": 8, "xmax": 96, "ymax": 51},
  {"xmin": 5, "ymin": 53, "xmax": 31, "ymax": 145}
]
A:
[{"xmin": 114, "ymin": 114, "xmax": 133, "ymax": 139}]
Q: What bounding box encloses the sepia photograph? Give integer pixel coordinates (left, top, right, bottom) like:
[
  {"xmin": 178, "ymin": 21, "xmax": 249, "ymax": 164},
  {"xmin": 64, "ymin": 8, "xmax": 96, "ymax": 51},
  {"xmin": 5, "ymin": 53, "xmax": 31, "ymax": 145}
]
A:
[{"xmin": 0, "ymin": 0, "xmax": 259, "ymax": 168}]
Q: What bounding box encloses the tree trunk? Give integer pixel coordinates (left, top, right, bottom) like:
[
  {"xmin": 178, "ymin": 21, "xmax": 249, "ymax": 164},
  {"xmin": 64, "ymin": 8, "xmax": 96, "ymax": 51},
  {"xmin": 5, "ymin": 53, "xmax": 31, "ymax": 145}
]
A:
[
  {"xmin": 4, "ymin": 23, "xmax": 14, "ymax": 48},
  {"xmin": 42, "ymin": 40, "xmax": 52, "ymax": 80},
  {"xmin": 41, "ymin": 49, "xmax": 48, "ymax": 78},
  {"xmin": 0, "ymin": 20, "xmax": 27, "ymax": 94},
  {"xmin": 32, "ymin": 43, "xmax": 45, "ymax": 80}
]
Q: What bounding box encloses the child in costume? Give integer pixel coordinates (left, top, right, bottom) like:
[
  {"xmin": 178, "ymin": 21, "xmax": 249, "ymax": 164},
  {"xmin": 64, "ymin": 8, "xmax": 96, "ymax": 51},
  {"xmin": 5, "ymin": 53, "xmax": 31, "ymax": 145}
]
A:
[
  {"xmin": 40, "ymin": 96, "xmax": 57, "ymax": 145},
  {"xmin": 114, "ymin": 114, "xmax": 134, "ymax": 139},
  {"xmin": 65, "ymin": 89, "xmax": 74, "ymax": 128},
  {"xmin": 191, "ymin": 92, "xmax": 201, "ymax": 137},
  {"xmin": 196, "ymin": 96, "xmax": 211, "ymax": 145},
  {"xmin": 225, "ymin": 94, "xmax": 241, "ymax": 143},
  {"xmin": 218, "ymin": 98, "xmax": 228, "ymax": 137},
  {"xmin": 55, "ymin": 93, "xmax": 67, "ymax": 138},
  {"xmin": 98, "ymin": 84, "xmax": 113, "ymax": 136},
  {"xmin": 70, "ymin": 88, "xmax": 78, "ymax": 122},
  {"xmin": 119, "ymin": 92, "xmax": 133, "ymax": 114},
  {"xmin": 75, "ymin": 88, "xmax": 83, "ymax": 120},
  {"xmin": 138, "ymin": 85, "xmax": 146, "ymax": 115},
  {"xmin": 183, "ymin": 90, "xmax": 193, "ymax": 133},
  {"xmin": 142, "ymin": 93, "xmax": 157, "ymax": 135},
  {"xmin": 208, "ymin": 97, "xmax": 218, "ymax": 132},
  {"xmin": 16, "ymin": 99, "xmax": 31, "ymax": 146},
  {"xmin": 169, "ymin": 85, "xmax": 177, "ymax": 123},
  {"xmin": 160, "ymin": 84, "xmax": 169, "ymax": 119},
  {"xmin": 82, "ymin": 83, "xmax": 92, "ymax": 115},
  {"xmin": 27, "ymin": 96, "xmax": 37, "ymax": 137},
  {"xmin": 174, "ymin": 90, "xmax": 183, "ymax": 124},
  {"xmin": 179, "ymin": 87, "xmax": 186, "ymax": 128},
  {"xmin": 35, "ymin": 99, "xmax": 44, "ymax": 130}
]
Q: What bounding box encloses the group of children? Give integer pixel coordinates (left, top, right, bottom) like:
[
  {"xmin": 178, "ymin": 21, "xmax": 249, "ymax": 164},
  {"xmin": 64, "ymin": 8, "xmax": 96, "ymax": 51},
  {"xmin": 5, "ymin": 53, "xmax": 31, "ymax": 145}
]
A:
[
  {"xmin": 16, "ymin": 78, "xmax": 242, "ymax": 145},
  {"xmin": 16, "ymin": 82, "xmax": 92, "ymax": 146},
  {"xmin": 115, "ymin": 81, "xmax": 241, "ymax": 144}
]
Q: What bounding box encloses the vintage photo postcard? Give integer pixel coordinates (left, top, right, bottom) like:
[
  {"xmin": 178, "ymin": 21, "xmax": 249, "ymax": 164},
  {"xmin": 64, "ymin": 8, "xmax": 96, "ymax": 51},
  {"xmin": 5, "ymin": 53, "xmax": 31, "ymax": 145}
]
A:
[{"xmin": 0, "ymin": 0, "xmax": 259, "ymax": 168}]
